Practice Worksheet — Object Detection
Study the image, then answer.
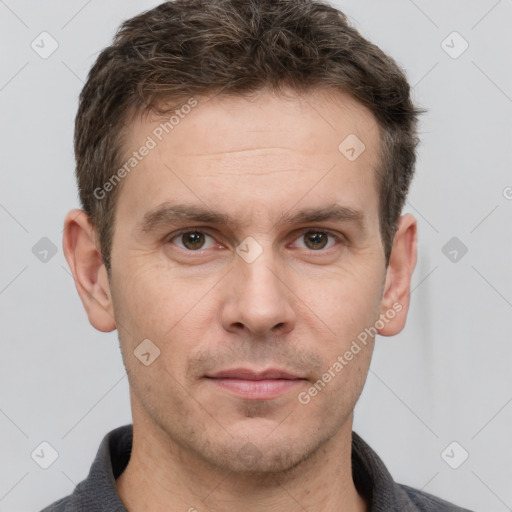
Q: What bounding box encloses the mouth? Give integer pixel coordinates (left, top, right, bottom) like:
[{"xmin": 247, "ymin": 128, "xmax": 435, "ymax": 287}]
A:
[{"xmin": 204, "ymin": 368, "xmax": 307, "ymax": 400}]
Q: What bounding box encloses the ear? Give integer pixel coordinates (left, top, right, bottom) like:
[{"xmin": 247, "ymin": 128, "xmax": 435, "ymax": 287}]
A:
[
  {"xmin": 62, "ymin": 209, "xmax": 116, "ymax": 332},
  {"xmin": 377, "ymin": 213, "xmax": 417, "ymax": 336}
]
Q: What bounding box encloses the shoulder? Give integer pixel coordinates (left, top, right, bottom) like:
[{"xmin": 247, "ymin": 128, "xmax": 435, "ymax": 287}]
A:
[
  {"xmin": 399, "ymin": 484, "xmax": 475, "ymax": 511},
  {"xmin": 39, "ymin": 492, "xmax": 126, "ymax": 512},
  {"xmin": 38, "ymin": 496, "xmax": 68, "ymax": 511},
  {"xmin": 37, "ymin": 424, "xmax": 132, "ymax": 512}
]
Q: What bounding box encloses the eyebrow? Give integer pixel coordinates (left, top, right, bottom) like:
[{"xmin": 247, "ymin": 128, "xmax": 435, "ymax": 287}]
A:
[{"xmin": 138, "ymin": 202, "xmax": 367, "ymax": 235}]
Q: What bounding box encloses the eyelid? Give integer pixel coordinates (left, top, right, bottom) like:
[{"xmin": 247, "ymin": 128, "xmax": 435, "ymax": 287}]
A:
[
  {"xmin": 166, "ymin": 227, "xmax": 220, "ymax": 251},
  {"xmin": 290, "ymin": 228, "xmax": 347, "ymax": 253}
]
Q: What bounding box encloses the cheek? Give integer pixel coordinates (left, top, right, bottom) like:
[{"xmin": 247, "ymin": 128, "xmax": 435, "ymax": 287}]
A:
[
  {"xmin": 296, "ymin": 344, "xmax": 373, "ymax": 426},
  {"xmin": 112, "ymin": 262, "xmax": 222, "ymax": 371},
  {"xmin": 110, "ymin": 263, "xmax": 184, "ymax": 348},
  {"xmin": 298, "ymin": 262, "xmax": 383, "ymax": 338},
  {"xmin": 113, "ymin": 268, "xmax": 202, "ymax": 402}
]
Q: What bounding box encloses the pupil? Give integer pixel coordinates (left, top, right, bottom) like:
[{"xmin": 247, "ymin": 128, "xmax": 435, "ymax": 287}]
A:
[
  {"xmin": 184, "ymin": 232, "xmax": 204, "ymax": 249},
  {"xmin": 306, "ymin": 232, "xmax": 327, "ymax": 249}
]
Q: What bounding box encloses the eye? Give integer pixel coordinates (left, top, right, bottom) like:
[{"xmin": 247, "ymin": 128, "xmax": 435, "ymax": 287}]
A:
[
  {"xmin": 166, "ymin": 228, "xmax": 343, "ymax": 254},
  {"xmin": 169, "ymin": 230, "xmax": 217, "ymax": 251},
  {"xmin": 292, "ymin": 230, "xmax": 340, "ymax": 251}
]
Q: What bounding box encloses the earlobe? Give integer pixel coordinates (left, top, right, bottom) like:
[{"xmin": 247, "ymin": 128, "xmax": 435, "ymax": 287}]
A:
[
  {"xmin": 377, "ymin": 213, "xmax": 418, "ymax": 337},
  {"xmin": 62, "ymin": 209, "xmax": 117, "ymax": 332}
]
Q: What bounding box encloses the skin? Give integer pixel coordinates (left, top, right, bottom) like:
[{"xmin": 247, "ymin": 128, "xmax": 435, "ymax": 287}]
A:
[{"xmin": 63, "ymin": 87, "xmax": 417, "ymax": 512}]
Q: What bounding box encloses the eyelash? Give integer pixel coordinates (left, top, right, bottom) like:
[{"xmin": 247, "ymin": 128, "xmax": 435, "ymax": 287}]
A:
[{"xmin": 165, "ymin": 228, "xmax": 346, "ymax": 254}]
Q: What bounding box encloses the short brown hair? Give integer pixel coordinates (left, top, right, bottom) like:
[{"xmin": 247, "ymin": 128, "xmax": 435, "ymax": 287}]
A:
[{"xmin": 74, "ymin": 0, "xmax": 424, "ymax": 274}]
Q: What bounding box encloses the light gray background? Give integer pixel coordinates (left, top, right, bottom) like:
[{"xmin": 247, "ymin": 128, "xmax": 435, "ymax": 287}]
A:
[{"xmin": 1, "ymin": 1, "xmax": 511, "ymax": 511}]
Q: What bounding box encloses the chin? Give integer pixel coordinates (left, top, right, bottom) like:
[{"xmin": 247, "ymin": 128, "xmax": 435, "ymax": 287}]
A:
[
  {"xmin": 221, "ymin": 444, "xmax": 309, "ymax": 474},
  {"xmin": 201, "ymin": 427, "xmax": 323, "ymax": 475}
]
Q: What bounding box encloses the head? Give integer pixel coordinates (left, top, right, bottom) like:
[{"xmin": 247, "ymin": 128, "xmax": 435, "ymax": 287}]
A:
[{"xmin": 64, "ymin": 0, "xmax": 422, "ymax": 474}]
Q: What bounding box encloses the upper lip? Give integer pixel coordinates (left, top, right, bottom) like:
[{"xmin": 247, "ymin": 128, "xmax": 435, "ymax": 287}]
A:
[{"xmin": 206, "ymin": 368, "xmax": 304, "ymax": 380}]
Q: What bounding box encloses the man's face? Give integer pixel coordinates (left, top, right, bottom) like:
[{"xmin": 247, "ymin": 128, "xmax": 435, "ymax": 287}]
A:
[{"xmin": 108, "ymin": 88, "xmax": 388, "ymax": 472}]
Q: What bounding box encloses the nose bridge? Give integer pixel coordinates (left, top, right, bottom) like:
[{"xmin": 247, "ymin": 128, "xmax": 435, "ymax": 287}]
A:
[
  {"xmin": 224, "ymin": 238, "xmax": 295, "ymax": 334},
  {"xmin": 242, "ymin": 248, "xmax": 281, "ymax": 296}
]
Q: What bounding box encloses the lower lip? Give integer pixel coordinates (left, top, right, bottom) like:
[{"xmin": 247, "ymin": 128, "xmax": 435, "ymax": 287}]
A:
[{"xmin": 206, "ymin": 378, "xmax": 305, "ymax": 400}]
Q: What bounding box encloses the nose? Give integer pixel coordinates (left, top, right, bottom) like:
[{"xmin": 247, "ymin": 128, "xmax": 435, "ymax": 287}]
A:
[{"xmin": 220, "ymin": 251, "xmax": 296, "ymax": 337}]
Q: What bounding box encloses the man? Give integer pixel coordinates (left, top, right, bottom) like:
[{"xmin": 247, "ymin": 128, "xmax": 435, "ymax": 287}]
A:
[{"xmin": 41, "ymin": 0, "xmax": 473, "ymax": 510}]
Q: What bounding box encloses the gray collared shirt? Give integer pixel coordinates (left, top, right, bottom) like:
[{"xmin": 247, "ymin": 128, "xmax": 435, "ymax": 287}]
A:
[{"xmin": 39, "ymin": 424, "xmax": 474, "ymax": 511}]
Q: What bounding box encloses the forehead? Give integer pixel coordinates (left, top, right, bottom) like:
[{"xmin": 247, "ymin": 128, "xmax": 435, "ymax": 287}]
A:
[
  {"xmin": 134, "ymin": 88, "xmax": 379, "ymax": 156},
  {"xmin": 115, "ymin": 88, "xmax": 382, "ymax": 230}
]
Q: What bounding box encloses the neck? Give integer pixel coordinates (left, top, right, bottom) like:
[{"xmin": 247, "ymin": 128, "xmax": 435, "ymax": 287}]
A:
[{"xmin": 115, "ymin": 415, "xmax": 368, "ymax": 512}]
